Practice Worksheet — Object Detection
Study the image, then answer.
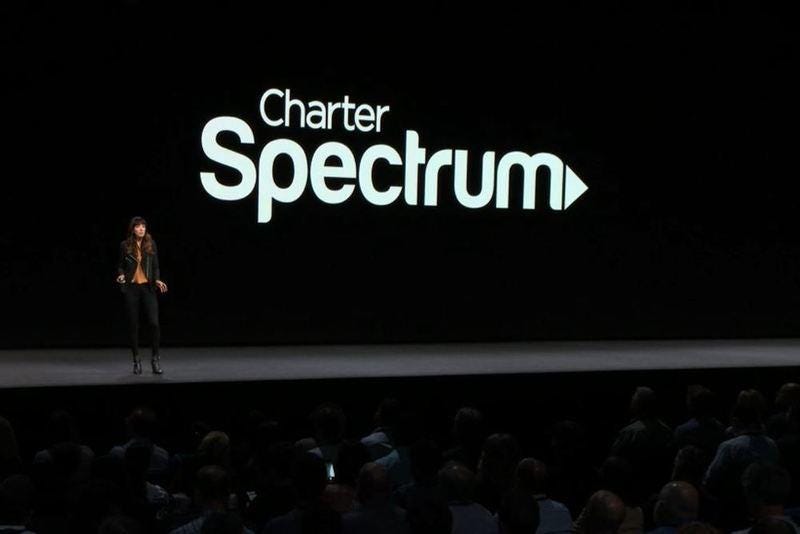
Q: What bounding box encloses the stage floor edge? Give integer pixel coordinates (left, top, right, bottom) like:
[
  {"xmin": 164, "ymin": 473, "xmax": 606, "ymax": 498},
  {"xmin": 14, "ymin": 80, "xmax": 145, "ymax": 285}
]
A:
[{"xmin": 2, "ymin": 339, "xmax": 800, "ymax": 389}]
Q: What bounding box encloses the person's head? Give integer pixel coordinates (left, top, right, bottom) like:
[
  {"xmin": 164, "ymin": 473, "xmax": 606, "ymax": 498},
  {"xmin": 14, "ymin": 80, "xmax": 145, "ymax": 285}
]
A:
[
  {"xmin": 197, "ymin": 431, "xmax": 231, "ymax": 468},
  {"xmin": 498, "ymin": 488, "xmax": 540, "ymax": 534},
  {"xmin": 653, "ymin": 481, "xmax": 699, "ymax": 526},
  {"xmin": 439, "ymin": 463, "xmax": 476, "ymax": 503},
  {"xmin": 686, "ymin": 385, "xmax": 716, "ymax": 419},
  {"xmin": 672, "ymin": 445, "xmax": 710, "ymax": 486},
  {"xmin": 732, "ymin": 389, "xmax": 768, "ymax": 430},
  {"xmin": 742, "ymin": 461, "xmax": 791, "ymax": 518},
  {"xmin": 125, "ymin": 406, "xmax": 157, "ymax": 441},
  {"xmin": 128, "ymin": 216, "xmax": 147, "ymax": 240},
  {"xmin": 374, "ymin": 397, "xmax": 401, "ymax": 429},
  {"xmin": 515, "ymin": 458, "xmax": 548, "ymax": 495},
  {"xmin": 310, "ymin": 403, "xmax": 346, "ymax": 445},
  {"xmin": 453, "ymin": 407, "xmax": 486, "ymax": 448},
  {"xmin": 0, "ymin": 474, "xmax": 35, "ymax": 526},
  {"xmin": 630, "ymin": 386, "xmax": 659, "ymax": 419},
  {"xmin": 356, "ymin": 462, "xmax": 391, "ymax": 507},
  {"xmin": 125, "ymin": 216, "xmax": 154, "ymax": 254},
  {"xmin": 333, "ymin": 440, "xmax": 370, "ymax": 487},
  {"xmin": 478, "ymin": 433, "xmax": 521, "ymax": 483},
  {"xmin": 582, "ymin": 490, "xmax": 626, "ymax": 534},
  {"xmin": 774, "ymin": 382, "xmax": 800, "ymax": 413},
  {"xmin": 195, "ymin": 465, "xmax": 231, "ymax": 511}
]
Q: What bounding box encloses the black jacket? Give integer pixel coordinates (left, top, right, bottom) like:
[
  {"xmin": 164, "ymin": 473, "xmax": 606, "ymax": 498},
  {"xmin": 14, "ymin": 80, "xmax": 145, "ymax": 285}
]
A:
[{"xmin": 118, "ymin": 239, "xmax": 160, "ymax": 286}]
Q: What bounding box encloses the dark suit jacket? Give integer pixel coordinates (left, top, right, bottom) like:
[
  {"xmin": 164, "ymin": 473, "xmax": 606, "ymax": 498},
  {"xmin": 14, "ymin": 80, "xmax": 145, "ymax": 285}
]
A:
[{"xmin": 118, "ymin": 239, "xmax": 160, "ymax": 287}]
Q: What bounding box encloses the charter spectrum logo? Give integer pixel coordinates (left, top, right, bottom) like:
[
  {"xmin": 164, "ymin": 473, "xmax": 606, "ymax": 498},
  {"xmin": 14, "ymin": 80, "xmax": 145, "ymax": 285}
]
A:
[{"xmin": 200, "ymin": 88, "xmax": 588, "ymax": 223}]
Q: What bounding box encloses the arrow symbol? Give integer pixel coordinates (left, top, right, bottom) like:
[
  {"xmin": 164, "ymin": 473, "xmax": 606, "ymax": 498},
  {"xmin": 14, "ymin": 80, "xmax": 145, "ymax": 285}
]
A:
[{"xmin": 562, "ymin": 164, "xmax": 588, "ymax": 209}]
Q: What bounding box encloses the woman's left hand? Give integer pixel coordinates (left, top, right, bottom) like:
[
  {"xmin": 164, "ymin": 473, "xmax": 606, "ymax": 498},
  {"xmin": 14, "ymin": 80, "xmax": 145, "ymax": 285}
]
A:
[{"xmin": 156, "ymin": 280, "xmax": 168, "ymax": 293}]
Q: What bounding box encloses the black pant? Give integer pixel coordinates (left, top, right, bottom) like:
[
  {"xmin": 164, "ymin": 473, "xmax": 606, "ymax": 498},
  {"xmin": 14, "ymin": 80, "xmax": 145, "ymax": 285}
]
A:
[{"xmin": 123, "ymin": 283, "xmax": 160, "ymax": 358}]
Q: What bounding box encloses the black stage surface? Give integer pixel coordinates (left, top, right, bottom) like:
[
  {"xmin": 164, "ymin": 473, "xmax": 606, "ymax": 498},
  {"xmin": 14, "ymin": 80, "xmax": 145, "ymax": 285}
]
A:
[{"xmin": 2, "ymin": 339, "xmax": 800, "ymax": 389}]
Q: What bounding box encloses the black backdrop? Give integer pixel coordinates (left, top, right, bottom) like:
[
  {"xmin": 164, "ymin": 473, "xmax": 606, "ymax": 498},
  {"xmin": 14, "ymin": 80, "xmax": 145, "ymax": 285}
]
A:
[{"xmin": 2, "ymin": 1, "xmax": 799, "ymax": 348}]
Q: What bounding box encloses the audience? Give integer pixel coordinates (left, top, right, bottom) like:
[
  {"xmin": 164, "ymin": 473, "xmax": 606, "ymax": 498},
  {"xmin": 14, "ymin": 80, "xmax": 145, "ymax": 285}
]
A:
[{"xmin": 2, "ymin": 380, "xmax": 800, "ymax": 534}]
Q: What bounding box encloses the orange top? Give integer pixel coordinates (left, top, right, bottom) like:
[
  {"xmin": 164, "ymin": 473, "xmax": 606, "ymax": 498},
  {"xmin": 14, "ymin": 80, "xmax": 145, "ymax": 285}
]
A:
[{"xmin": 133, "ymin": 243, "xmax": 148, "ymax": 284}]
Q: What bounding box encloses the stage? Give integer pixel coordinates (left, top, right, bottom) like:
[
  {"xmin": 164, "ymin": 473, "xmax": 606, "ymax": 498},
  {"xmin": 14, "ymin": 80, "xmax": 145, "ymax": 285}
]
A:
[{"xmin": 1, "ymin": 339, "xmax": 800, "ymax": 389}]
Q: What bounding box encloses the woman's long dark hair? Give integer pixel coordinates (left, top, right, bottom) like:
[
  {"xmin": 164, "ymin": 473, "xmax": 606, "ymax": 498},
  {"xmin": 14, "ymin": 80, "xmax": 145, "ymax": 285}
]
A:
[{"xmin": 124, "ymin": 216, "xmax": 154, "ymax": 255}]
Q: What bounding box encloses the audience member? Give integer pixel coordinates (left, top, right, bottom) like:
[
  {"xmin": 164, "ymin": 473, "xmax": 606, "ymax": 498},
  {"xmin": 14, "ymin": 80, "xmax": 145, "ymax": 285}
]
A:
[
  {"xmin": 475, "ymin": 434, "xmax": 521, "ymax": 514},
  {"xmin": 650, "ymin": 481, "xmax": 699, "ymax": 533},
  {"xmin": 612, "ymin": 387, "xmax": 673, "ymax": 496},
  {"xmin": 263, "ymin": 452, "xmax": 340, "ymax": 534},
  {"xmin": 704, "ymin": 390, "xmax": 779, "ymax": 528},
  {"xmin": 735, "ymin": 462, "xmax": 798, "ymax": 534},
  {"xmin": 361, "ymin": 398, "xmax": 401, "ymax": 461},
  {"xmin": 443, "ymin": 407, "xmax": 486, "ymax": 474},
  {"xmin": 673, "ymin": 386, "xmax": 725, "ymax": 454},
  {"xmin": 439, "ymin": 463, "xmax": 497, "ymax": 534},
  {"xmin": 323, "ymin": 440, "xmax": 371, "ymax": 514},
  {"xmin": 498, "ymin": 489, "xmax": 540, "ymax": 534},
  {"xmin": 110, "ymin": 407, "xmax": 170, "ymax": 483},
  {"xmin": 515, "ymin": 458, "xmax": 572, "ymax": 534},
  {"xmin": 341, "ymin": 462, "xmax": 409, "ymax": 534},
  {"xmin": 575, "ymin": 490, "xmax": 626, "ymax": 534}
]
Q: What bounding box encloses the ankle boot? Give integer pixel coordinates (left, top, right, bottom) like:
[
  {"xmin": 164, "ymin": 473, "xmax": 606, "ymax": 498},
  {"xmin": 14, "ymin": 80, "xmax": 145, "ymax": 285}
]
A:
[
  {"xmin": 151, "ymin": 355, "xmax": 163, "ymax": 375},
  {"xmin": 133, "ymin": 354, "xmax": 142, "ymax": 375}
]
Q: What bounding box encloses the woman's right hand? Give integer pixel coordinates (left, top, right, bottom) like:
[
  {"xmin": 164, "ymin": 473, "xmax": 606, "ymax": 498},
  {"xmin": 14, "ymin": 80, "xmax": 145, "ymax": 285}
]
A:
[{"xmin": 116, "ymin": 274, "xmax": 125, "ymax": 284}]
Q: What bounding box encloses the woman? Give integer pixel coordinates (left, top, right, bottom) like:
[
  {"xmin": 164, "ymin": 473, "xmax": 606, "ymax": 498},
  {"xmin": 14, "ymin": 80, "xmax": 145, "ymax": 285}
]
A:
[{"xmin": 116, "ymin": 216, "xmax": 168, "ymax": 374}]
